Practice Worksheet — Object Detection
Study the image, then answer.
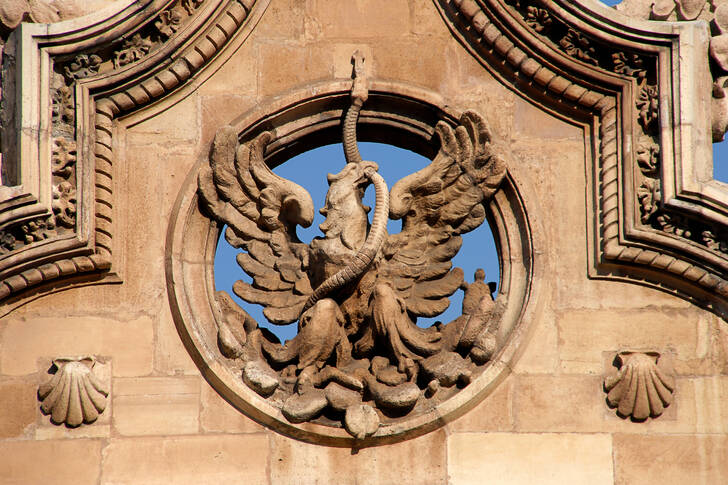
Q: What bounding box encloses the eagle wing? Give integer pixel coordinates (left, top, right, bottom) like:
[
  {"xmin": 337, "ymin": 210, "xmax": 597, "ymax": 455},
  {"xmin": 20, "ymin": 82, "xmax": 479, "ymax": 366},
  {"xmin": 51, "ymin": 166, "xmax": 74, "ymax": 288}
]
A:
[
  {"xmin": 378, "ymin": 110, "xmax": 506, "ymax": 319},
  {"xmin": 198, "ymin": 127, "xmax": 315, "ymax": 325}
]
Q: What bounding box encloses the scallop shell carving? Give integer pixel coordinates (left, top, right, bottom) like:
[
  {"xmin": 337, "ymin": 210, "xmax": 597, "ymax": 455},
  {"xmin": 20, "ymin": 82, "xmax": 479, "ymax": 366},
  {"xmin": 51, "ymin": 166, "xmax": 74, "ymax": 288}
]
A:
[
  {"xmin": 38, "ymin": 357, "xmax": 109, "ymax": 427},
  {"xmin": 604, "ymin": 351, "xmax": 675, "ymax": 420}
]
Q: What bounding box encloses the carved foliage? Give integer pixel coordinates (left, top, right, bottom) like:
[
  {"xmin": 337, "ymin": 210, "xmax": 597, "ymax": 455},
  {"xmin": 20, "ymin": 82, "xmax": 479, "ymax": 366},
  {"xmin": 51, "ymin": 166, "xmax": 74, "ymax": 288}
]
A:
[
  {"xmin": 604, "ymin": 351, "xmax": 675, "ymax": 420},
  {"xmin": 1, "ymin": 1, "xmax": 208, "ymax": 258},
  {"xmin": 559, "ymin": 29, "xmax": 598, "ymax": 65},
  {"xmin": 504, "ymin": 1, "xmax": 728, "ymax": 260},
  {"xmin": 619, "ymin": 0, "xmax": 728, "ymax": 141},
  {"xmin": 38, "ymin": 357, "xmax": 109, "ymax": 427},
  {"xmin": 0, "ymin": 0, "xmax": 261, "ymax": 303}
]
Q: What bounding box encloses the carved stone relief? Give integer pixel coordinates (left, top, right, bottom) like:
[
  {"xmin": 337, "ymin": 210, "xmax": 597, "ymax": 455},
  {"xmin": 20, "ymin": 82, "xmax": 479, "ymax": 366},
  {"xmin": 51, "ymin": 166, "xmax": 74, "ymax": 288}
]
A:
[
  {"xmin": 168, "ymin": 69, "xmax": 535, "ymax": 443},
  {"xmin": 604, "ymin": 350, "xmax": 675, "ymax": 420},
  {"xmin": 0, "ymin": 0, "xmax": 723, "ymax": 326},
  {"xmin": 38, "ymin": 356, "xmax": 109, "ymax": 427},
  {"xmin": 193, "ymin": 55, "xmax": 509, "ymax": 439},
  {"xmin": 0, "ymin": 0, "xmax": 267, "ymax": 305},
  {"xmin": 617, "ymin": 0, "xmax": 728, "ymax": 141}
]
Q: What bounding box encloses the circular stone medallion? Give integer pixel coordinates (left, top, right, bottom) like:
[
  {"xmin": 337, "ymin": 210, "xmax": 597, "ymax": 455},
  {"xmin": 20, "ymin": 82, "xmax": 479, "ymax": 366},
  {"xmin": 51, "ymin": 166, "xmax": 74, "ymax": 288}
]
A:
[{"xmin": 167, "ymin": 82, "xmax": 536, "ymax": 445}]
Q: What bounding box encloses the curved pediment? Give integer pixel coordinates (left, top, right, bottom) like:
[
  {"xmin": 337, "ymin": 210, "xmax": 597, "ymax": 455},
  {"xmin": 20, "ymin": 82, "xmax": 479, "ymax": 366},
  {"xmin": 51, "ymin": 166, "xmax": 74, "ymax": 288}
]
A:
[
  {"xmin": 0, "ymin": 0, "xmax": 269, "ymax": 308},
  {"xmin": 437, "ymin": 0, "xmax": 727, "ymax": 315},
  {"xmin": 0, "ymin": 0, "xmax": 726, "ymax": 316}
]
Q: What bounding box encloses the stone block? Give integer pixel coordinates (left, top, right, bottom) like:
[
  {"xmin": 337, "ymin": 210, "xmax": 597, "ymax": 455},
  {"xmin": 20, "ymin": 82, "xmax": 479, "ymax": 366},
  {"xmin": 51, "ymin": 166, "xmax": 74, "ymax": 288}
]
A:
[
  {"xmin": 127, "ymin": 94, "xmax": 200, "ymax": 144},
  {"xmin": 198, "ymin": 51, "xmax": 257, "ymax": 97},
  {"xmin": 257, "ymin": 43, "xmax": 332, "ymax": 99},
  {"xmin": 509, "ymin": 139, "xmax": 587, "ymax": 278},
  {"xmin": 513, "ymin": 98, "xmax": 583, "ymax": 140},
  {"xmin": 0, "ymin": 376, "xmax": 36, "ymax": 438},
  {"xmin": 409, "ymin": 0, "xmax": 452, "ymax": 37},
  {"xmin": 306, "ymin": 0, "xmax": 411, "ymax": 39},
  {"xmin": 370, "ymin": 39, "xmax": 449, "ymax": 93},
  {"xmin": 447, "ymin": 376, "xmax": 514, "ymax": 432},
  {"xmin": 513, "ymin": 375, "xmax": 604, "ymax": 432},
  {"xmin": 100, "ymin": 434, "xmax": 269, "ymax": 484},
  {"xmin": 690, "ymin": 376, "xmax": 728, "ymax": 433},
  {"xmin": 0, "ymin": 316, "xmax": 154, "ymax": 377},
  {"xmin": 200, "ymin": 384, "xmax": 265, "ymax": 434},
  {"xmin": 512, "ymin": 309, "xmax": 559, "ymax": 374},
  {"xmin": 270, "ymin": 429, "xmax": 447, "ymax": 484},
  {"xmin": 613, "ymin": 434, "xmax": 728, "ymax": 485},
  {"xmin": 450, "ymin": 75, "xmax": 516, "ymax": 143},
  {"xmin": 556, "ymin": 278, "xmax": 696, "ymax": 313},
  {"xmin": 118, "ymin": 141, "xmax": 199, "ymax": 314},
  {"xmin": 557, "ymin": 309, "xmax": 705, "ymax": 374},
  {"xmin": 254, "ymin": 0, "xmax": 306, "ymax": 40},
  {"xmin": 447, "ymin": 432, "xmax": 613, "ymax": 484},
  {"xmin": 200, "ymin": 94, "xmax": 255, "ymax": 146},
  {"xmin": 0, "ymin": 439, "xmax": 101, "ymax": 485},
  {"xmin": 154, "ymin": 306, "xmax": 199, "ymax": 376},
  {"xmin": 112, "ymin": 376, "xmax": 200, "ymax": 436}
]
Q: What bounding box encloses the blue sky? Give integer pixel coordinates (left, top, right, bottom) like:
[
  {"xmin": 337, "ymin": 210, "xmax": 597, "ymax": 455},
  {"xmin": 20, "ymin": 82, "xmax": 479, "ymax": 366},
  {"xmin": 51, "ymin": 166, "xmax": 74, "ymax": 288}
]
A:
[
  {"xmin": 215, "ymin": 0, "xmax": 728, "ymax": 342},
  {"xmin": 214, "ymin": 143, "xmax": 499, "ymax": 342}
]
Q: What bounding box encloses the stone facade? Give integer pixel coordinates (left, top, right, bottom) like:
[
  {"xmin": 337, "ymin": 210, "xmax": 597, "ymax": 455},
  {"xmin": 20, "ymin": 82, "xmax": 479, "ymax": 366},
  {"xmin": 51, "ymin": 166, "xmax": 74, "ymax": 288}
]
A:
[{"xmin": 0, "ymin": 0, "xmax": 726, "ymax": 483}]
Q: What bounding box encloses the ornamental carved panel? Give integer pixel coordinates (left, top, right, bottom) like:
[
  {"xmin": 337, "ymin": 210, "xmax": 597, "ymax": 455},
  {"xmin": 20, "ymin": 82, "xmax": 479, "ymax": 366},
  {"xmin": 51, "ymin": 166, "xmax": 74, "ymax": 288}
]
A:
[
  {"xmin": 1, "ymin": 0, "xmax": 726, "ymax": 446},
  {"xmin": 168, "ymin": 56, "xmax": 534, "ymax": 442}
]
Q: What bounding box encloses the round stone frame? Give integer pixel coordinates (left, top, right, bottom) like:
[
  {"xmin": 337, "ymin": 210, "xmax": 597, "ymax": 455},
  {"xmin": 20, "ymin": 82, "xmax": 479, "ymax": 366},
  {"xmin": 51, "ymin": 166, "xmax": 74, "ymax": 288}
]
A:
[{"xmin": 166, "ymin": 80, "xmax": 537, "ymax": 446}]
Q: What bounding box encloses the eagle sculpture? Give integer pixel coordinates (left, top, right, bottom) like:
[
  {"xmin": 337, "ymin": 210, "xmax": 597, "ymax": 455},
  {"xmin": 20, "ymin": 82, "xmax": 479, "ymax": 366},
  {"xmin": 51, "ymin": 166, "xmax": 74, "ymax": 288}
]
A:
[{"xmin": 197, "ymin": 54, "xmax": 507, "ymax": 439}]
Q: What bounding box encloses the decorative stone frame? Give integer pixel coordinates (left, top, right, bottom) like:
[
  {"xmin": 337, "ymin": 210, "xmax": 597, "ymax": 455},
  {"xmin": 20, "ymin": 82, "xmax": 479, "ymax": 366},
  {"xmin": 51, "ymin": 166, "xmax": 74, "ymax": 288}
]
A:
[
  {"xmin": 437, "ymin": 0, "xmax": 724, "ymax": 314},
  {"xmin": 166, "ymin": 81, "xmax": 537, "ymax": 445},
  {"xmin": 0, "ymin": 0, "xmax": 268, "ymax": 309},
  {"xmin": 2, "ymin": 0, "xmax": 724, "ymax": 319}
]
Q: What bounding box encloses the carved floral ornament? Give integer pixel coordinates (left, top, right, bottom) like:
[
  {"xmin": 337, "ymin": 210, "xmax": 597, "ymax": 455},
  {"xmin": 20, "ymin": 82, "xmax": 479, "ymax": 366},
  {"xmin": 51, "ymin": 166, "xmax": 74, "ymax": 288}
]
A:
[
  {"xmin": 616, "ymin": 0, "xmax": 728, "ymax": 141},
  {"xmin": 0, "ymin": 0, "xmax": 725, "ymax": 438},
  {"xmin": 168, "ymin": 57, "xmax": 534, "ymax": 443}
]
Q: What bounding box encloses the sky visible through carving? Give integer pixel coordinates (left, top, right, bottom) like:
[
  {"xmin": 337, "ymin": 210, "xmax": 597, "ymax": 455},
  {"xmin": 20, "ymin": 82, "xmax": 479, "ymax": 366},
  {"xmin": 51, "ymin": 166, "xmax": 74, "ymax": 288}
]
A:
[
  {"xmin": 215, "ymin": 0, "xmax": 728, "ymax": 342},
  {"xmin": 214, "ymin": 143, "xmax": 500, "ymax": 343}
]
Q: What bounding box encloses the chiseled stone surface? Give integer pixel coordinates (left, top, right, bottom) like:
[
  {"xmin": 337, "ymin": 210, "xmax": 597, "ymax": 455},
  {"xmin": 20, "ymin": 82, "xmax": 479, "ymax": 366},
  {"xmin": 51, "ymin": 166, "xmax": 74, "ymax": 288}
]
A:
[
  {"xmin": 270, "ymin": 429, "xmax": 447, "ymax": 484},
  {"xmin": 0, "ymin": 316, "xmax": 153, "ymax": 377},
  {"xmin": 154, "ymin": 308, "xmax": 199, "ymax": 376},
  {"xmin": 101, "ymin": 435, "xmax": 269, "ymax": 484},
  {"xmin": 448, "ymin": 432, "xmax": 614, "ymax": 484},
  {"xmin": 613, "ymin": 434, "xmax": 728, "ymax": 485},
  {"xmin": 112, "ymin": 376, "xmax": 200, "ymax": 436},
  {"xmin": 0, "ymin": 0, "xmax": 725, "ymax": 482},
  {"xmin": 557, "ymin": 309, "xmax": 708, "ymax": 374},
  {"xmin": 200, "ymin": 384, "xmax": 265, "ymax": 434},
  {"xmin": 0, "ymin": 439, "xmax": 102, "ymax": 485},
  {"xmin": 0, "ymin": 377, "xmax": 36, "ymax": 439},
  {"xmin": 513, "ymin": 375, "xmax": 605, "ymax": 432},
  {"xmin": 447, "ymin": 376, "xmax": 514, "ymax": 432}
]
